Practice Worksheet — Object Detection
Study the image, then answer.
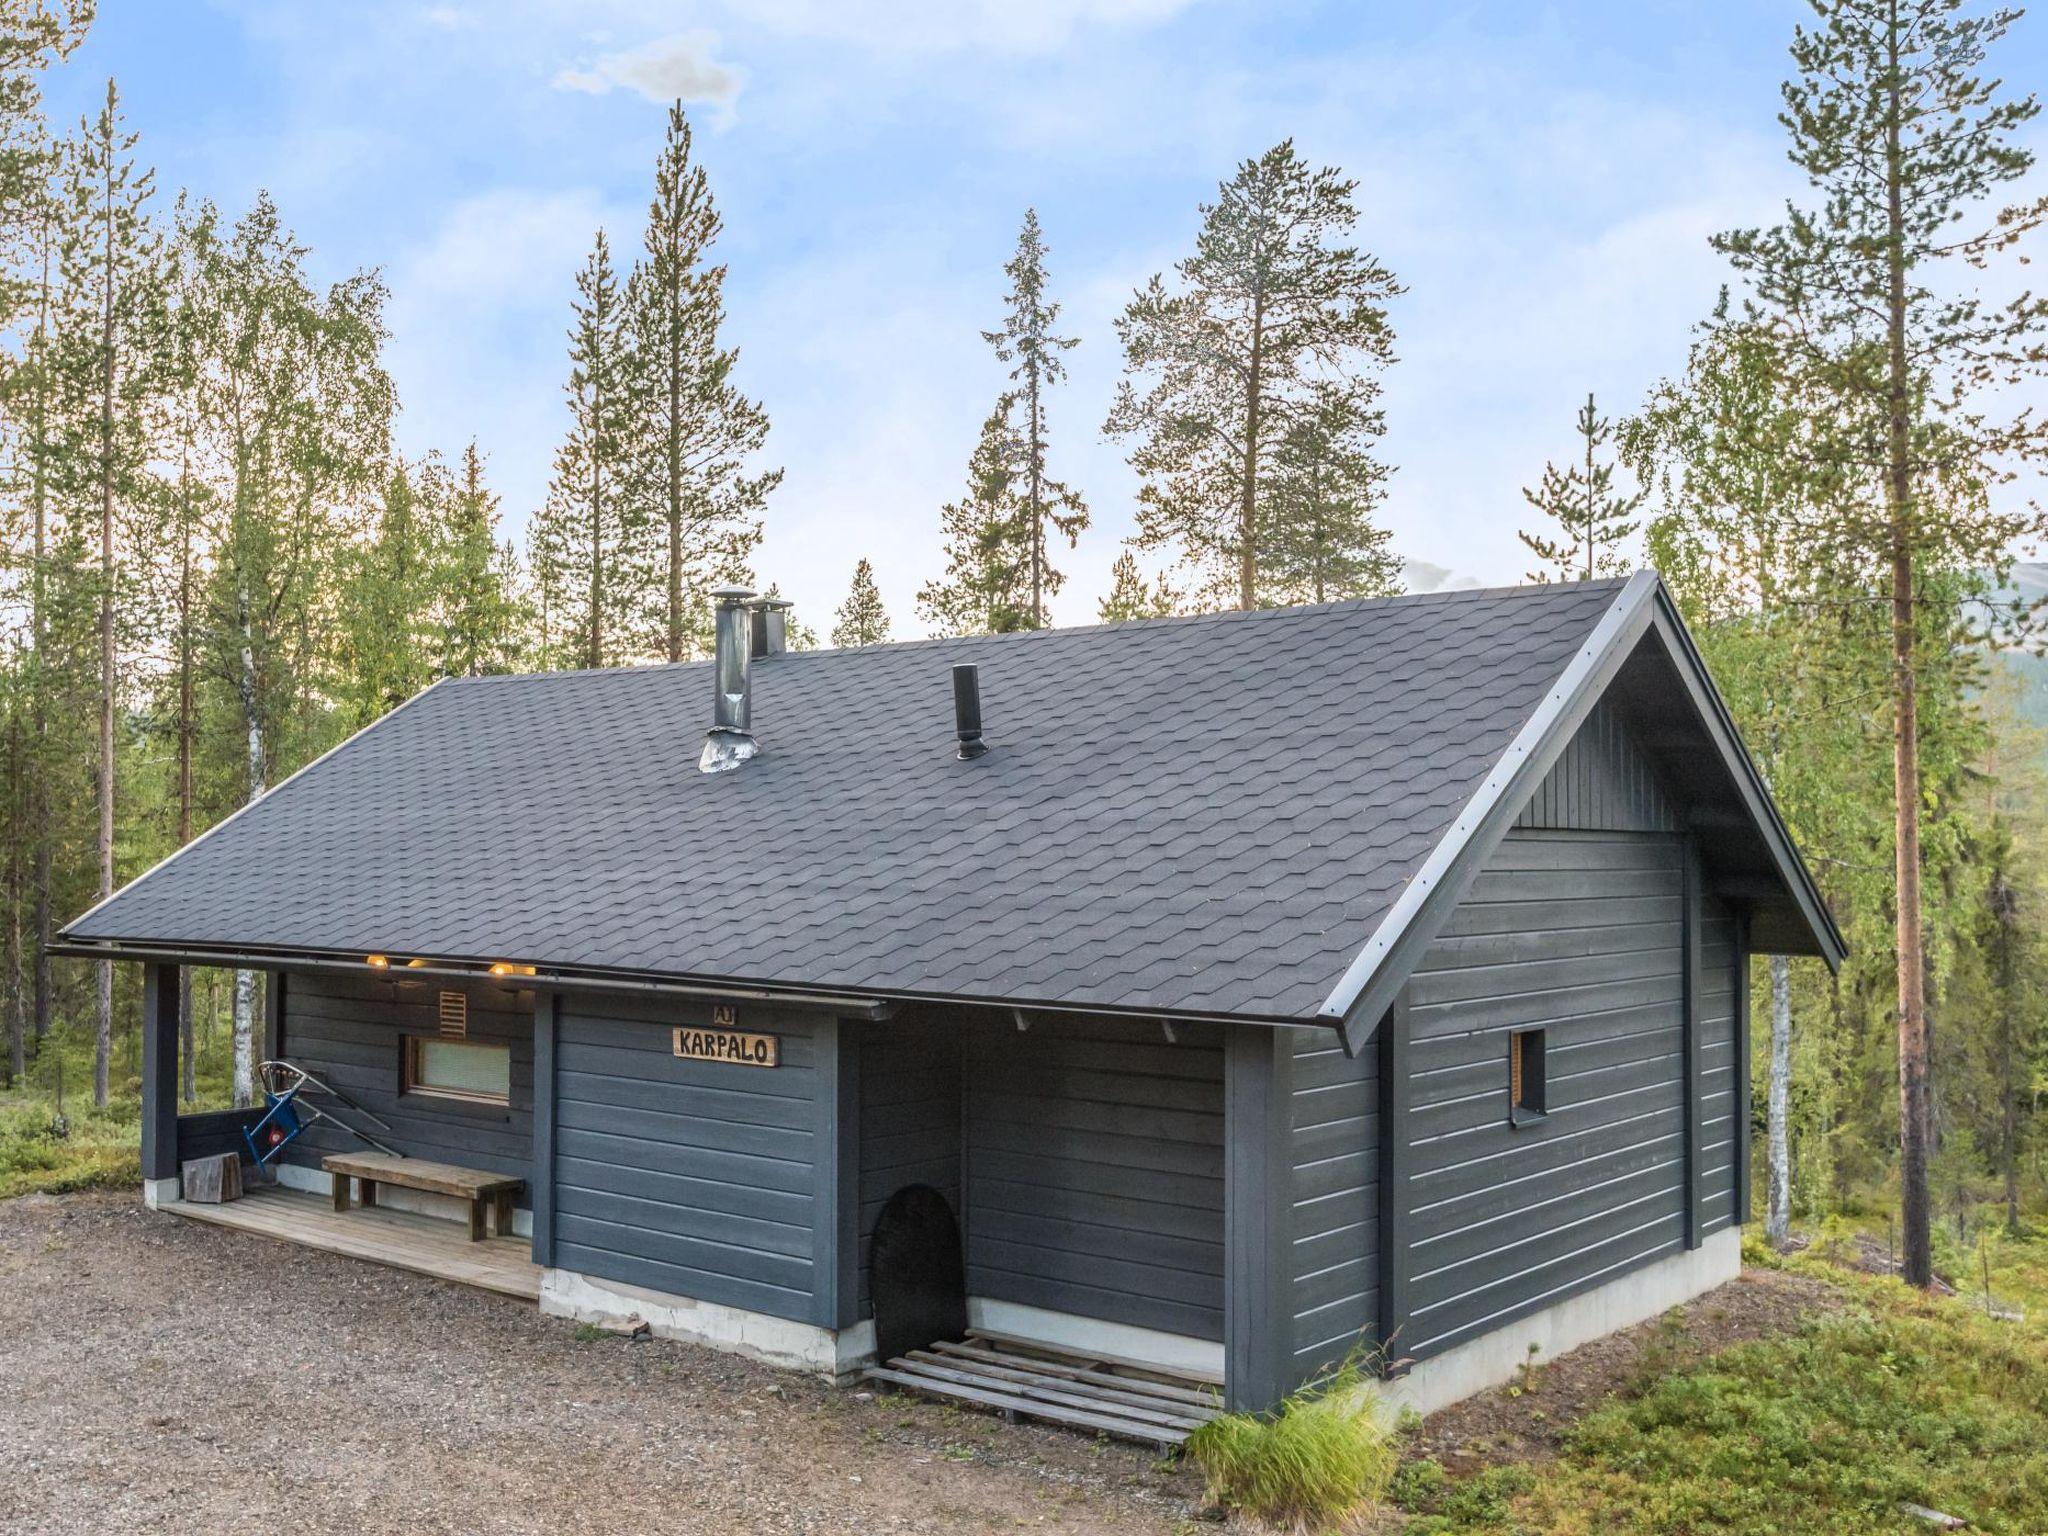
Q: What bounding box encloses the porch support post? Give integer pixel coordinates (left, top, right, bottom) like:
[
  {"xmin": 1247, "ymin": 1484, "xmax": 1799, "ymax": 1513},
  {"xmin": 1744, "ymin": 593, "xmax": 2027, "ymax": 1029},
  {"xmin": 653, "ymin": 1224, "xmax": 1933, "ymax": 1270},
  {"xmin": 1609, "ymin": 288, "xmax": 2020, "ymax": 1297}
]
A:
[
  {"xmin": 140, "ymin": 961, "xmax": 181, "ymax": 1195},
  {"xmin": 1224, "ymin": 1022, "xmax": 1293, "ymax": 1413},
  {"xmin": 531, "ymin": 988, "xmax": 557, "ymax": 1268},
  {"xmin": 810, "ymin": 1015, "xmax": 862, "ymax": 1331}
]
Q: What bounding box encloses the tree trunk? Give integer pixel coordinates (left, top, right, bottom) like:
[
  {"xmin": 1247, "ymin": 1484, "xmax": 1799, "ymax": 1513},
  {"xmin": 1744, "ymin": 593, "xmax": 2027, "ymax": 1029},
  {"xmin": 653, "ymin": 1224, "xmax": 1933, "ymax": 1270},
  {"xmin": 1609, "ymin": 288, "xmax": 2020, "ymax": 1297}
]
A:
[
  {"xmin": 232, "ymin": 587, "xmax": 266, "ymax": 1110},
  {"xmin": 667, "ymin": 326, "xmax": 683, "ymax": 663},
  {"xmin": 1028, "ymin": 359, "xmax": 1043, "ymax": 629},
  {"xmin": 177, "ymin": 448, "xmax": 196, "ymax": 1104},
  {"xmin": 30, "ymin": 217, "xmax": 50, "ymax": 1049},
  {"xmin": 93, "ymin": 161, "xmax": 118, "ymax": 1111},
  {"xmin": 1238, "ymin": 299, "xmax": 1264, "ymax": 612},
  {"xmin": 1884, "ymin": 50, "xmax": 1934, "ymax": 1291},
  {"xmin": 1767, "ymin": 953, "xmax": 1793, "ymax": 1245}
]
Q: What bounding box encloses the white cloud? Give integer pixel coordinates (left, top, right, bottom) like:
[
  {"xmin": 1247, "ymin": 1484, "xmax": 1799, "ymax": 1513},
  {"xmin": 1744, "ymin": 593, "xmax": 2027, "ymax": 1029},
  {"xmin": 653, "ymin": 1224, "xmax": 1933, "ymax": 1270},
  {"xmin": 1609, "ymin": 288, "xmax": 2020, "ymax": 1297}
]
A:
[
  {"xmin": 422, "ymin": 6, "xmax": 464, "ymax": 31},
  {"xmin": 552, "ymin": 31, "xmax": 742, "ymax": 112}
]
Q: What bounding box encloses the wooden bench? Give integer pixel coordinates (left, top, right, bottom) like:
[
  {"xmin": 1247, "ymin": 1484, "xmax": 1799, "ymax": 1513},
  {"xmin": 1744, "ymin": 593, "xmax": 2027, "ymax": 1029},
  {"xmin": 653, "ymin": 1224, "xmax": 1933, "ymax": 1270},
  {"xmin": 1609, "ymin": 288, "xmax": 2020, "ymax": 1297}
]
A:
[{"xmin": 322, "ymin": 1152, "xmax": 523, "ymax": 1242}]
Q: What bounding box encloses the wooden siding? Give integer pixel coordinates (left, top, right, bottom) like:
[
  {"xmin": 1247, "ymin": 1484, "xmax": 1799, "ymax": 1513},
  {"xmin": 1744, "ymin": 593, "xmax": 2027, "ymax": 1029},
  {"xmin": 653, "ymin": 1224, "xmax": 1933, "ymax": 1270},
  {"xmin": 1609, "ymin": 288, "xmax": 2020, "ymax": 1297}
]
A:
[
  {"xmin": 552, "ymin": 993, "xmax": 822, "ymax": 1325},
  {"xmin": 1398, "ymin": 830, "xmax": 1690, "ymax": 1361},
  {"xmin": 277, "ymin": 971, "xmax": 534, "ymax": 1182},
  {"xmin": 963, "ymin": 1014, "xmax": 1227, "ymax": 1342},
  {"xmin": 1515, "ymin": 698, "xmax": 1680, "ymax": 834},
  {"xmin": 1288, "ymin": 1028, "xmax": 1379, "ymax": 1388},
  {"xmin": 856, "ymin": 1012, "xmax": 963, "ymax": 1317}
]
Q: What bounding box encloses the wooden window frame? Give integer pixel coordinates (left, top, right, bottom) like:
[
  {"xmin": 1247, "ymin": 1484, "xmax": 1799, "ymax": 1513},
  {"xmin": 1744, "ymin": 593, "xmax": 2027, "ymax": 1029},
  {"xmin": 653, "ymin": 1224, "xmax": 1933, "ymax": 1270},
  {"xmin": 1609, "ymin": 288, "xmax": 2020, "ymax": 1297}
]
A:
[
  {"xmin": 1509, "ymin": 1027, "xmax": 1547, "ymax": 1126},
  {"xmin": 401, "ymin": 1033, "xmax": 511, "ymax": 1107}
]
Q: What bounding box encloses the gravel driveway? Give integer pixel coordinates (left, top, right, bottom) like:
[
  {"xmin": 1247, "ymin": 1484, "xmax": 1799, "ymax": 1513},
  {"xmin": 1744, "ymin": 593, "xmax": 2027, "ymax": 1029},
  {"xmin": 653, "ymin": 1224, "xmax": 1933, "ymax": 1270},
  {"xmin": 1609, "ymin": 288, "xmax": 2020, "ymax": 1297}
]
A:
[{"xmin": 0, "ymin": 1192, "xmax": 1213, "ymax": 1535}]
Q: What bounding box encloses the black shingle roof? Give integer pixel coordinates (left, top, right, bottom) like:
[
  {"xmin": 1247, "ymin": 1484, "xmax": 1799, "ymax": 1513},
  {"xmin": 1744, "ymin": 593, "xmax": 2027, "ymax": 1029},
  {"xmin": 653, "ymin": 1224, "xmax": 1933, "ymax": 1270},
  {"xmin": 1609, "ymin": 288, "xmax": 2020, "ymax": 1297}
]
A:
[{"xmin": 65, "ymin": 580, "xmax": 1629, "ymax": 1021}]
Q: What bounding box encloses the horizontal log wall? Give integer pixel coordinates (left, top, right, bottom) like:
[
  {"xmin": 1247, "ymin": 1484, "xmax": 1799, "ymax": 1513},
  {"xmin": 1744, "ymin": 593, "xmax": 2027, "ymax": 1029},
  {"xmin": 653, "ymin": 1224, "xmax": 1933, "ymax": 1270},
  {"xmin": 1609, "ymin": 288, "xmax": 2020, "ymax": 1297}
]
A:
[
  {"xmin": 856, "ymin": 1010, "xmax": 961, "ymax": 1318},
  {"xmin": 277, "ymin": 970, "xmax": 535, "ymax": 1181},
  {"xmin": 962, "ymin": 1012, "xmax": 1227, "ymax": 1342},
  {"xmin": 1287, "ymin": 1026, "xmax": 1379, "ymax": 1388},
  {"xmin": 1397, "ymin": 829, "xmax": 1691, "ymax": 1361},
  {"xmin": 552, "ymin": 993, "xmax": 823, "ymax": 1325}
]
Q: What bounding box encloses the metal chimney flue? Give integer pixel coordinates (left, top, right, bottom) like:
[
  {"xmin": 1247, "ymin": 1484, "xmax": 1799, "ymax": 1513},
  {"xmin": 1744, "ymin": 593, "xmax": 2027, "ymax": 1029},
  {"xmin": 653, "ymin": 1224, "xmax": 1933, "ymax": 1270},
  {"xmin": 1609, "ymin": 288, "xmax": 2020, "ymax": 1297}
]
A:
[
  {"xmin": 952, "ymin": 663, "xmax": 987, "ymax": 759},
  {"xmin": 700, "ymin": 586, "xmax": 758, "ymax": 774},
  {"xmin": 748, "ymin": 596, "xmax": 793, "ymax": 660}
]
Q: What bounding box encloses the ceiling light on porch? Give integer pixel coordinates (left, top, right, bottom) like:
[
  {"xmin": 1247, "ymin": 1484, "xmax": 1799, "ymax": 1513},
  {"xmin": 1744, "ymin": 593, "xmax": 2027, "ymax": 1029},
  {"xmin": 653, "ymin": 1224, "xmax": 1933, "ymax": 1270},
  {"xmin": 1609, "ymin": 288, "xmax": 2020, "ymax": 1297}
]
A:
[
  {"xmin": 488, "ymin": 962, "xmax": 537, "ymax": 977},
  {"xmin": 365, "ymin": 953, "xmax": 390, "ymax": 968}
]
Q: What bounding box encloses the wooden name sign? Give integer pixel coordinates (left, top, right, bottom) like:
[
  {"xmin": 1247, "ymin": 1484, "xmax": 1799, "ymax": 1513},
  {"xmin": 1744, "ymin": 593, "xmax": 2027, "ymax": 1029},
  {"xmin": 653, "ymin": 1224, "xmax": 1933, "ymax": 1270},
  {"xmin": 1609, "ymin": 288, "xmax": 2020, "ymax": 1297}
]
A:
[{"xmin": 673, "ymin": 1025, "xmax": 778, "ymax": 1068}]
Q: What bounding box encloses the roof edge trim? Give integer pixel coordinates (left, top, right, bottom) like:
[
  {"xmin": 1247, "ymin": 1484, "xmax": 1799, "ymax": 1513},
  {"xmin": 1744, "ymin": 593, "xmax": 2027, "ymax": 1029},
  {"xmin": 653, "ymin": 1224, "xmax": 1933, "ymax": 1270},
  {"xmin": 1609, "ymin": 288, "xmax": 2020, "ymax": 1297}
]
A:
[
  {"xmin": 1317, "ymin": 571, "xmax": 1663, "ymax": 1054},
  {"xmin": 58, "ymin": 676, "xmax": 455, "ymax": 939}
]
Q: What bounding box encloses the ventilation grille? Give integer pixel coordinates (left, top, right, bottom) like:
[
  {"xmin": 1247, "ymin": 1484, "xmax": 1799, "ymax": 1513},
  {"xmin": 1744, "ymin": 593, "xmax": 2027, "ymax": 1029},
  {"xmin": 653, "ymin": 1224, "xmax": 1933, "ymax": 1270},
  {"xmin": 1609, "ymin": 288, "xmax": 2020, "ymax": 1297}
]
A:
[{"xmin": 438, "ymin": 990, "xmax": 468, "ymax": 1039}]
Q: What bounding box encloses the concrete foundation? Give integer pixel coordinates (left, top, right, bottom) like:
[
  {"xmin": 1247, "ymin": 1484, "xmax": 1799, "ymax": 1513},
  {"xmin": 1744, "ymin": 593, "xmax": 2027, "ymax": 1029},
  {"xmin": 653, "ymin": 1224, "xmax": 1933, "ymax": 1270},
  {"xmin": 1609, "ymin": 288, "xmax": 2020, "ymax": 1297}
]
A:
[
  {"xmin": 1387, "ymin": 1227, "xmax": 1744, "ymax": 1418},
  {"xmin": 540, "ymin": 1266, "xmax": 875, "ymax": 1380}
]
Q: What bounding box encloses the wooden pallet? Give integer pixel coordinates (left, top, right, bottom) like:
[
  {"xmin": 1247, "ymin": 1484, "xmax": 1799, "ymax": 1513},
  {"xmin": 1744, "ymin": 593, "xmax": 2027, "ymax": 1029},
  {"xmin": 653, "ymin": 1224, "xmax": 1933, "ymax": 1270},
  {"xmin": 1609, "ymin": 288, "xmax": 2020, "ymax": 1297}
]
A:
[{"xmin": 865, "ymin": 1331, "xmax": 1223, "ymax": 1450}]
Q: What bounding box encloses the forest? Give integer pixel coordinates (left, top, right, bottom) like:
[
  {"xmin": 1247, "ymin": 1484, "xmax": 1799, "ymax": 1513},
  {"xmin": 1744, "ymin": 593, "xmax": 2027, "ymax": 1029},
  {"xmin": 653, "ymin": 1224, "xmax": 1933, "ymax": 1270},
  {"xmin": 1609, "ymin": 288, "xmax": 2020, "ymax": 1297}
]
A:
[{"xmin": 1, "ymin": 0, "xmax": 2045, "ymax": 1304}]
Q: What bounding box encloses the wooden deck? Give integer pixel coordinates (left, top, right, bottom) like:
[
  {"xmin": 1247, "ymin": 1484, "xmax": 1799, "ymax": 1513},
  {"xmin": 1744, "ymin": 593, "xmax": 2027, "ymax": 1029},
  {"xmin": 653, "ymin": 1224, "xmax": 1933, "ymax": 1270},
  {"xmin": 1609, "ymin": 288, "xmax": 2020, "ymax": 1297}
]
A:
[
  {"xmin": 162, "ymin": 1185, "xmax": 541, "ymax": 1300},
  {"xmin": 866, "ymin": 1331, "xmax": 1225, "ymax": 1450}
]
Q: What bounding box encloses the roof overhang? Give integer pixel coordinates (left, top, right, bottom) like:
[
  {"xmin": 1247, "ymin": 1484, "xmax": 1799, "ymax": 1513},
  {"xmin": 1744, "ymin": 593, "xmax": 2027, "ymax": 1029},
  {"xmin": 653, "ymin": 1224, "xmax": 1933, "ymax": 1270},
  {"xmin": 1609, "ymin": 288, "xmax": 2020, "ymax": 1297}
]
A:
[{"xmin": 1316, "ymin": 572, "xmax": 1846, "ymax": 1057}]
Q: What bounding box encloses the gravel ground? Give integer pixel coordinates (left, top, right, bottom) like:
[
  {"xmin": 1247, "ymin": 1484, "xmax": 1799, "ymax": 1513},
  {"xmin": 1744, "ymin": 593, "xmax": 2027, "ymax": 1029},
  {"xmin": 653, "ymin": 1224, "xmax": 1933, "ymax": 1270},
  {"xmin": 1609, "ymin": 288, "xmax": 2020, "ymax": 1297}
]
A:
[{"xmin": 0, "ymin": 1192, "xmax": 1216, "ymax": 1536}]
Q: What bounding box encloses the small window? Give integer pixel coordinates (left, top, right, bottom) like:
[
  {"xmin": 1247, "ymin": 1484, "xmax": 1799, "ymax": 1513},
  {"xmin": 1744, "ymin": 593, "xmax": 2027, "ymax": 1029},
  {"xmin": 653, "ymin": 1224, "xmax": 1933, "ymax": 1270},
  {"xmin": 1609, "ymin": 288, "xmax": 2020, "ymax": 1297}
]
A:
[
  {"xmin": 1509, "ymin": 1028, "xmax": 1547, "ymax": 1125},
  {"xmin": 402, "ymin": 1035, "xmax": 510, "ymax": 1105}
]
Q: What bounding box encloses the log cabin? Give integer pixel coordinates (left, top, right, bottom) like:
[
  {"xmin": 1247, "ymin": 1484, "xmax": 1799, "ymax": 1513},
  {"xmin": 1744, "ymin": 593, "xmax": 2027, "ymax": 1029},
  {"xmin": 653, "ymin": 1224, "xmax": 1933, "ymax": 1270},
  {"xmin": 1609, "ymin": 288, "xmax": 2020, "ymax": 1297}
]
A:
[{"xmin": 59, "ymin": 573, "xmax": 1842, "ymax": 1418}]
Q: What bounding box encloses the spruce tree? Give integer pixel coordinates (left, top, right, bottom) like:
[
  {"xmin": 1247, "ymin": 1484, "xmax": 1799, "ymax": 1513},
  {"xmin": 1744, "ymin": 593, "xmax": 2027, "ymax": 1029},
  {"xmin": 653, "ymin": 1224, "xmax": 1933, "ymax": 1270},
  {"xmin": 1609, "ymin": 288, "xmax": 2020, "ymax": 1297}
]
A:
[
  {"xmin": 983, "ymin": 209, "xmax": 1086, "ymax": 627},
  {"xmin": 627, "ymin": 101, "xmax": 775, "ymax": 662},
  {"xmin": 1098, "ymin": 551, "xmax": 1180, "ymax": 623},
  {"xmin": 439, "ymin": 441, "xmax": 524, "ymax": 677},
  {"xmin": 335, "ymin": 456, "xmax": 439, "ymax": 728},
  {"xmin": 532, "ymin": 230, "xmax": 640, "ymax": 669},
  {"xmin": 916, "ymin": 394, "xmax": 1029, "ymax": 637},
  {"xmin": 1517, "ymin": 392, "xmax": 1642, "ymax": 583},
  {"xmin": 831, "ymin": 558, "xmax": 890, "ymax": 647},
  {"xmin": 1713, "ymin": 0, "xmax": 2048, "ymax": 1288},
  {"xmin": 1261, "ymin": 383, "xmax": 1400, "ymax": 603},
  {"xmin": 1105, "ymin": 140, "xmax": 1401, "ymax": 610}
]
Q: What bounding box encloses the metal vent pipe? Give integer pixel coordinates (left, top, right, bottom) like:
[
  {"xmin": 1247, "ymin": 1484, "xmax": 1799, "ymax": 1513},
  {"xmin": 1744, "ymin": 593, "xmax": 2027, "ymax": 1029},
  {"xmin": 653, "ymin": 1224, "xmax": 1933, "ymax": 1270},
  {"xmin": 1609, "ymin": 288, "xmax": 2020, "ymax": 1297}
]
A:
[
  {"xmin": 700, "ymin": 586, "xmax": 758, "ymax": 773},
  {"xmin": 749, "ymin": 597, "xmax": 792, "ymax": 660},
  {"xmin": 953, "ymin": 663, "xmax": 987, "ymax": 759}
]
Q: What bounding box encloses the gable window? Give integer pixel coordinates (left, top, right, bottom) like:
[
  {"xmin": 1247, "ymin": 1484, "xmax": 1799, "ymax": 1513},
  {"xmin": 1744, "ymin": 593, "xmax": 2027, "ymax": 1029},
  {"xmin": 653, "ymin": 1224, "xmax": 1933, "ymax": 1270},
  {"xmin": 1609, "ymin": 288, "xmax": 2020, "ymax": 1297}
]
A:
[
  {"xmin": 402, "ymin": 1035, "xmax": 510, "ymax": 1106},
  {"xmin": 1509, "ymin": 1028, "xmax": 1547, "ymax": 1125}
]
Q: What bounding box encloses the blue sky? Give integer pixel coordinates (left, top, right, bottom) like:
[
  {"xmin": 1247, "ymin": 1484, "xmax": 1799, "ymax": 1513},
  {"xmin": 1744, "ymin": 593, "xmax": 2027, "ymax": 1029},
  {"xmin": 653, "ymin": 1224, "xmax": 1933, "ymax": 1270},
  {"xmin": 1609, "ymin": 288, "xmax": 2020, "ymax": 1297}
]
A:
[{"xmin": 43, "ymin": 1, "xmax": 2048, "ymax": 635}]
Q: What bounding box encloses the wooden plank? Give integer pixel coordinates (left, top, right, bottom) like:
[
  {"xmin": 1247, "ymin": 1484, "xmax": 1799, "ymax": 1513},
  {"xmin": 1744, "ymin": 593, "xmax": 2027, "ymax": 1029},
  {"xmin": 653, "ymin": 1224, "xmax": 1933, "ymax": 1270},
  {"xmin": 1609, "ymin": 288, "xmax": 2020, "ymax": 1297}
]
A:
[
  {"xmin": 968, "ymin": 1329, "xmax": 1225, "ymax": 1387},
  {"xmin": 863, "ymin": 1367, "xmax": 1187, "ymax": 1448},
  {"xmin": 321, "ymin": 1151, "xmax": 524, "ymax": 1199},
  {"xmin": 162, "ymin": 1188, "xmax": 541, "ymax": 1300},
  {"xmin": 926, "ymin": 1341, "xmax": 1221, "ymax": 1408},
  {"xmin": 890, "ymin": 1355, "xmax": 1209, "ymax": 1430}
]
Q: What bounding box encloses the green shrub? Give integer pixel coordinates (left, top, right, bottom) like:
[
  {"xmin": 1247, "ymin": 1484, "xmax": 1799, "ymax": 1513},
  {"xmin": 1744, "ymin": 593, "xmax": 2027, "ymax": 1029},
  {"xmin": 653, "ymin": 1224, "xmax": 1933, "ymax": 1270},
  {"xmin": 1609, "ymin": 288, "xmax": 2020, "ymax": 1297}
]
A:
[{"xmin": 1185, "ymin": 1356, "xmax": 1397, "ymax": 1530}]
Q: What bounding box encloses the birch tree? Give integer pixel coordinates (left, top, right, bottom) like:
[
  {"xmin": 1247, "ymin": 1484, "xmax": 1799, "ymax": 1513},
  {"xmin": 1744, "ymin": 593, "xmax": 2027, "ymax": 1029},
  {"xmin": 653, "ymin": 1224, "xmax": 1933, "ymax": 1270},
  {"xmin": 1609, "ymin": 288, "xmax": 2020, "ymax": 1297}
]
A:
[
  {"xmin": 1105, "ymin": 140, "xmax": 1401, "ymax": 611},
  {"xmin": 1713, "ymin": 0, "xmax": 2048, "ymax": 1287}
]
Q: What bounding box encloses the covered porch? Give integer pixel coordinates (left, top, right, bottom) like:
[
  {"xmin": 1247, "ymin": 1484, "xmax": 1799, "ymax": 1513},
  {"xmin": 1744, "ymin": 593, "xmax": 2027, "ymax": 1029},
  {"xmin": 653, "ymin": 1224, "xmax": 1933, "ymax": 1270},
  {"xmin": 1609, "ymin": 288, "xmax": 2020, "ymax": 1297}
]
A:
[{"xmin": 161, "ymin": 1183, "xmax": 541, "ymax": 1300}]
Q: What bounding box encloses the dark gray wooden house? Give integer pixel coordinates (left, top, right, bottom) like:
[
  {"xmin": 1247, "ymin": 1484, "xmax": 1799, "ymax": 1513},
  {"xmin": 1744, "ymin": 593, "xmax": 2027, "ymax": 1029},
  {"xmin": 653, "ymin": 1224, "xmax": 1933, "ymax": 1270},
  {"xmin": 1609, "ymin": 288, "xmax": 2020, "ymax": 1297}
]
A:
[{"xmin": 61, "ymin": 573, "xmax": 1841, "ymax": 1418}]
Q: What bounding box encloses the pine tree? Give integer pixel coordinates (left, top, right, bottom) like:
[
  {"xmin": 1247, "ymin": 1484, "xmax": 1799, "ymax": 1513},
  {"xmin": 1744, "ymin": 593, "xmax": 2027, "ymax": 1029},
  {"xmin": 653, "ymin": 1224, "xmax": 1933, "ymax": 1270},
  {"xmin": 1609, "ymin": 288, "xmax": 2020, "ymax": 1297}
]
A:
[
  {"xmin": 1098, "ymin": 550, "xmax": 1181, "ymax": 623},
  {"xmin": 831, "ymin": 558, "xmax": 890, "ymax": 648},
  {"xmin": 984, "ymin": 209, "xmax": 1086, "ymax": 627},
  {"xmin": 1713, "ymin": 0, "xmax": 2048, "ymax": 1288},
  {"xmin": 532, "ymin": 230, "xmax": 641, "ymax": 669},
  {"xmin": 61, "ymin": 77, "xmax": 155, "ymax": 1107},
  {"xmin": 1105, "ymin": 140, "xmax": 1402, "ymax": 611},
  {"xmin": 1261, "ymin": 382, "xmax": 1400, "ymax": 604},
  {"xmin": 627, "ymin": 101, "xmax": 775, "ymax": 663},
  {"xmin": 1518, "ymin": 392, "xmax": 1642, "ymax": 583},
  {"xmin": 916, "ymin": 394, "xmax": 1029, "ymax": 637}
]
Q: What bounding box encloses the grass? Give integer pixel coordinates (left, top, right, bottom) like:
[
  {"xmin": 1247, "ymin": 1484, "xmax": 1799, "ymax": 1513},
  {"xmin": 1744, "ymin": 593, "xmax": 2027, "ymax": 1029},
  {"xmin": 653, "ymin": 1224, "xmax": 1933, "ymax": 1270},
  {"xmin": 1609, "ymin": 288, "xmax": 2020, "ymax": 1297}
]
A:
[
  {"xmin": 1393, "ymin": 1238, "xmax": 2048, "ymax": 1535},
  {"xmin": 1185, "ymin": 1354, "xmax": 1398, "ymax": 1530}
]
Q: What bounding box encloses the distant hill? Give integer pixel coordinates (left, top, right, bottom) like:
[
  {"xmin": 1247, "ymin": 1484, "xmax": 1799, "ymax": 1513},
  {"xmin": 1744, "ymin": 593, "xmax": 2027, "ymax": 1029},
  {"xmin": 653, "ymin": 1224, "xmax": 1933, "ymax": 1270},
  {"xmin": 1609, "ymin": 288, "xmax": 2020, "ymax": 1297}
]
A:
[{"xmin": 1987, "ymin": 563, "xmax": 2048, "ymax": 742}]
